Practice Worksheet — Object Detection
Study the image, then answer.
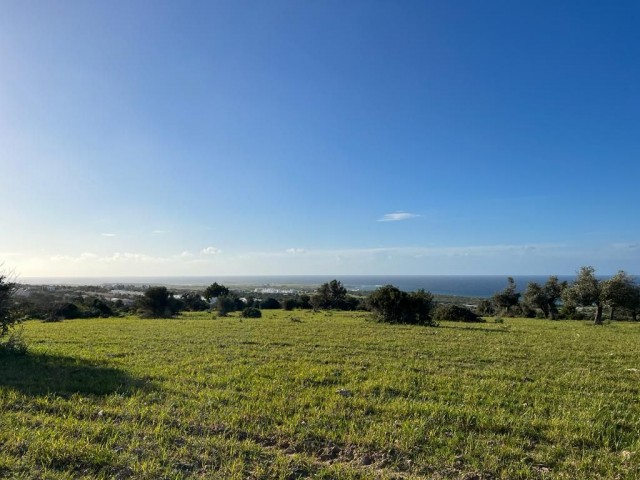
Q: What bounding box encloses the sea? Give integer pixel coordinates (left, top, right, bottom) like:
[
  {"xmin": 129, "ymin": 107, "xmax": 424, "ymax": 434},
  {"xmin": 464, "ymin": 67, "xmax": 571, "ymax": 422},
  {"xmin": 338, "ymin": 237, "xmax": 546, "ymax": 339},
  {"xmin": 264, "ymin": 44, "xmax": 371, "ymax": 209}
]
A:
[{"xmin": 19, "ymin": 275, "xmax": 588, "ymax": 298}]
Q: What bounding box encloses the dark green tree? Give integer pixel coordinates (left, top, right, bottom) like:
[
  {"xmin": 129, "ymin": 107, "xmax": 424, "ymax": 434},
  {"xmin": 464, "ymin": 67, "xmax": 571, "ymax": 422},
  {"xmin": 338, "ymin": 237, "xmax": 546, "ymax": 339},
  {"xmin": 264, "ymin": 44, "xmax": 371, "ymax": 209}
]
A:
[
  {"xmin": 411, "ymin": 289, "xmax": 435, "ymax": 325},
  {"xmin": 90, "ymin": 298, "xmax": 115, "ymax": 317},
  {"xmin": 242, "ymin": 307, "xmax": 262, "ymax": 318},
  {"xmin": 138, "ymin": 286, "xmax": 181, "ymax": 318},
  {"xmin": 204, "ymin": 282, "xmax": 230, "ymax": 302},
  {"xmin": 298, "ymin": 294, "xmax": 312, "ymax": 309},
  {"xmin": 260, "ymin": 297, "xmax": 281, "ymax": 309},
  {"xmin": 180, "ymin": 292, "xmax": 209, "ymax": 311},
  {"xmin": 368, "ymin": 285, "xmax": 435, "ymax": 325},
  {"xmin": 312, "ymin": 279, "xmax": 348, "ymax": 310},
  {"xmin": 282, "ymin": 298, "xmax": 298, "ymax": 311},
  {"xmin": 432, "ymin": 304, "xmax": 483, "ymax": 323}
]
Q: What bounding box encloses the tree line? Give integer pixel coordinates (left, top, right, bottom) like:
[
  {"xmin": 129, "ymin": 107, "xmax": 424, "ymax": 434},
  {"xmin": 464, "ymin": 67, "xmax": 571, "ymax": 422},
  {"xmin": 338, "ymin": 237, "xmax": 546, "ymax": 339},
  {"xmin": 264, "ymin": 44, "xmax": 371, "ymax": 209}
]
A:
[
  {"xmin": 135, "ymin": 267, "xmax": 640, "ymax": 325},
  {"xmin": 480, "ymin": 267, "xmax": 640, "ymax": 324},
  {"xmin": 1, "ymin": 266, "xmax": 638, "ymax": 345}
]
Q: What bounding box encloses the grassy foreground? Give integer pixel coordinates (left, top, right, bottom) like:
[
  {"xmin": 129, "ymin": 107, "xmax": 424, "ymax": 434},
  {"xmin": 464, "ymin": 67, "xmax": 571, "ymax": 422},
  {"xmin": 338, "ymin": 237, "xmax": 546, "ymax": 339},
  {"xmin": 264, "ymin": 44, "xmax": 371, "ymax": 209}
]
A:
[{"xmin": 1, "ymin": 311, "xmax": 639, "ymax": 479}]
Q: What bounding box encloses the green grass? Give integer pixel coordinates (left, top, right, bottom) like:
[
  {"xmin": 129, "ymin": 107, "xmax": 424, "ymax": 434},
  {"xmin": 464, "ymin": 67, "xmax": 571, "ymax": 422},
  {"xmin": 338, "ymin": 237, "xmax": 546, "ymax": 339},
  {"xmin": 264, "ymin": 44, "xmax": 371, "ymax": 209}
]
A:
[{"xmin": 1, "ymin": 311, "xmax": 639, "ymax": 479}]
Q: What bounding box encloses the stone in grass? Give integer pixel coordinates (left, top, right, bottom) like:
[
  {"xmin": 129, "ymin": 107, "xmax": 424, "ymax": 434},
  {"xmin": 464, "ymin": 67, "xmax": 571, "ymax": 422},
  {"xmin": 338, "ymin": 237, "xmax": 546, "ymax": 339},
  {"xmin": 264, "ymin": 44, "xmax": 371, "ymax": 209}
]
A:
[
  {"xmin": 336, "ymin": 388, "xmax": 352, "ymax": 397},
  {"xmin": 360, "ymin": 454, "xmax": 373, "ymax": 466}
]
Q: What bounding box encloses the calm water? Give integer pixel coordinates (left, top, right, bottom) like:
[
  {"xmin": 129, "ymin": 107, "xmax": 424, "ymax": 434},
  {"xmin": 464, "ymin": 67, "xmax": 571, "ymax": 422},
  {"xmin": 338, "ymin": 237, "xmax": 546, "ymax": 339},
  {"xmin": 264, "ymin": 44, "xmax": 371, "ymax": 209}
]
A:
[{"xmin": 20, "ymin": 275, "xmax": 587, "ymax": 298}]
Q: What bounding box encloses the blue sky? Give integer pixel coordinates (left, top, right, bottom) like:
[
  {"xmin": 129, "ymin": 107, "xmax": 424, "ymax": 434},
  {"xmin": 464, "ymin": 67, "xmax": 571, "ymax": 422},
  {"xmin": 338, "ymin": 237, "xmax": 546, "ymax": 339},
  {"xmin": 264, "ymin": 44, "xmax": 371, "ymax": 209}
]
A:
[{"xmin": 1, "ymin": 1, "xmax": 638, "ymax": 277}]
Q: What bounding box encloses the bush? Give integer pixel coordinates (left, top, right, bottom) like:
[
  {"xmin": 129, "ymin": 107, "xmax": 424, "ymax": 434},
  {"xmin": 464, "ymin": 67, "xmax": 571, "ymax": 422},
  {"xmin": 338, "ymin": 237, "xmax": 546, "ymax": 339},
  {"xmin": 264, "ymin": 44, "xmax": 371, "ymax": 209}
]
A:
[
  {"xmin": 368, "ymin": 285, "xmax": 436, "ymax": 326},
  {"xmin": 42, "ymin": 302, "xmax": 82, "ymax": 321},
  {"xmin": 260, "ymin": 298, "xmax": 281, "ymax": 309},
  {"xmin": 432, "ymin": 304, "xmax": 483, "ymax": 323},
  {"xmin": 282, "ymin": 298, "xmax": 298, "ymax": 311},
  {"xmin": 242, "ymin": 307, "xmax": 262, "ymax": 318}
]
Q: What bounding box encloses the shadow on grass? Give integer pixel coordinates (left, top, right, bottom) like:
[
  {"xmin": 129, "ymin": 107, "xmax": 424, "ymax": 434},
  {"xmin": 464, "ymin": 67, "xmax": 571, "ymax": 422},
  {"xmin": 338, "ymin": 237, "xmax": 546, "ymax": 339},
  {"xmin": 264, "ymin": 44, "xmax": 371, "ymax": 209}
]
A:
[
  {"xmin": 439, "ymin": 324, "xmax": 510, "ymax": 333},
  {"xmin": 0, "ymin": 351, "xmax": 153, "ymax": 396}
]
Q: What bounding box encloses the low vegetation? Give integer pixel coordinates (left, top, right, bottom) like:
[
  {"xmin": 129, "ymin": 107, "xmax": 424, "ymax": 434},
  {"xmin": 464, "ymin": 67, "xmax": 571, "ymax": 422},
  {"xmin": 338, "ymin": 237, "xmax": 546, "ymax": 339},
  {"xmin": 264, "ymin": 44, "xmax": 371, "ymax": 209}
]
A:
[{"xmin": 432, "ymin": 303, "xmax": 482, "ymax": 323}]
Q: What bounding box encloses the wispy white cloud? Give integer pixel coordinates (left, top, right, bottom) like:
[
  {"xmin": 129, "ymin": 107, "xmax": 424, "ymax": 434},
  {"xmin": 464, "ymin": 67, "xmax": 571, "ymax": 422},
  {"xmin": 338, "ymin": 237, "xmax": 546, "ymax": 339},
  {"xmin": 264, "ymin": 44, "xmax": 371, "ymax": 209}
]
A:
[
  {"xmin": 377, "ymin": 211, "xmax": 420, "ymax": 222},
  {"xmin": 286, "ymin": 248, "xmax": 306, "ymax": 254},
  {"xmin": 201, "ymin": 246, "xmax": 222, "ymax": 255},
  {"xmin": 51, "ymin": 252, "xmax": 100, "ymax": 263},
  {"xmin": 101, "ymin": 233, "xmax": 117, "ymax": 237},
  {"xmin": 152, "ymin": 230, "xmax": 168, "ymax": 235},
  {"xmin": 51, "ymin": 252, "xmax": 169, "ymax": 264}
]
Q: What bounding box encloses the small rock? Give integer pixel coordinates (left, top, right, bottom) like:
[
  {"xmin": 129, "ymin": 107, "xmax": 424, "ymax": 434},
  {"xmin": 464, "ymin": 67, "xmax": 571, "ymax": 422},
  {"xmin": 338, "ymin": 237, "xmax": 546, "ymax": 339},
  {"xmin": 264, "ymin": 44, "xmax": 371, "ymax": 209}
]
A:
[{"xmin": 361, "ymin": 454, "xmax": 373, "ymax": 466}]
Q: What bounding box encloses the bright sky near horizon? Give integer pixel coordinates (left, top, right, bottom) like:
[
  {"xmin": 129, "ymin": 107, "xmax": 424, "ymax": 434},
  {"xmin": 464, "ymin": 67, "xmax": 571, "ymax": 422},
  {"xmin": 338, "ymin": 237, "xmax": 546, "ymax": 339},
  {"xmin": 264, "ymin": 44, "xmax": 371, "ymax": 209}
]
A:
[{"xmin": 1, "ymin": 1, "xmax": 638, "ymax": 277}]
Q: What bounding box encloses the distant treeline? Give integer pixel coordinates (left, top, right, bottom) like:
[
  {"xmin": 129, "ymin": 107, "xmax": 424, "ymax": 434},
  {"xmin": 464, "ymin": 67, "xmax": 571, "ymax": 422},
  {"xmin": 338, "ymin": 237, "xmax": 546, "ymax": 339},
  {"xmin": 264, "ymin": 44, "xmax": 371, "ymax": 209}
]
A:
[{"xmin": 9, "ymin": 266, "xmax": 640, "ymax": 325}]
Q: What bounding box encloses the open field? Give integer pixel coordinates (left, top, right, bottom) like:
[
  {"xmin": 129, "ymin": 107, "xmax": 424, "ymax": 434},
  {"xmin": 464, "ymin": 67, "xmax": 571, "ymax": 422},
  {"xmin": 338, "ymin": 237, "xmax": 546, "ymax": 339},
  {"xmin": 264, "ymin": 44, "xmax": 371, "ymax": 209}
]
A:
[{"xmin": 1, "ymin": 312, "xmax": 639, "ymax": 479}]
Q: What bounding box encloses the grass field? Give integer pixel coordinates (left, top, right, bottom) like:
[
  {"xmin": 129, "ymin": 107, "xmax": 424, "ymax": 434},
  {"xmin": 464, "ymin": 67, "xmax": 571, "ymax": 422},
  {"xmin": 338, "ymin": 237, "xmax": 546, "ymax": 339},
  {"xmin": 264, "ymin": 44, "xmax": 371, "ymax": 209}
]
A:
[{"xmin": 1, "ymin": 311, "xmax": 639, "ymax": 479}]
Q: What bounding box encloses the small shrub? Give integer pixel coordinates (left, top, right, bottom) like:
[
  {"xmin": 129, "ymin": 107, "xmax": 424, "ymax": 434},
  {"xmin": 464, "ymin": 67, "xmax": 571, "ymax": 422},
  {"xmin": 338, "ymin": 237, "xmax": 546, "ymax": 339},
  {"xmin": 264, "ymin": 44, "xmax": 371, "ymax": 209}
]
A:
[
  {"xmin": 432, "ymin": 304, "xmax": 483, "ymax": 323},
  {"xmin": 242, "ymin": 307, "xmax": 262, "ymax": 318},
  {"xmin": 0, "ymin": 327, "xmax": 27, "ymax": 355},
  {"xmin": 494, "ymin": 317, "xmax": 504, "ymax": 324}
]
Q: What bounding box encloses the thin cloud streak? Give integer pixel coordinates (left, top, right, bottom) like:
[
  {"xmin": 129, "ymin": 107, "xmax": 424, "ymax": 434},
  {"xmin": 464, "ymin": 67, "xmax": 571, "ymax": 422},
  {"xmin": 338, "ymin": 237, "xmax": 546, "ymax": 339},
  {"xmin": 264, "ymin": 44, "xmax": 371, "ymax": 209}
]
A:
[{"xmin": 377, "ymin": 212, "xmax": 420, "ymax": 222}]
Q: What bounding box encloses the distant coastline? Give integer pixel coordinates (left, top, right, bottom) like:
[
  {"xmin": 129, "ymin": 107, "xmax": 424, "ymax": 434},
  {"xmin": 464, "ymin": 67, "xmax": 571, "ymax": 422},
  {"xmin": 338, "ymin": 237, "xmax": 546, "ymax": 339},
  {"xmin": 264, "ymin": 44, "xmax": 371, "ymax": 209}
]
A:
[{"xmin": 18, "ymin": 274, "xmax": 608, "ymax": 298}]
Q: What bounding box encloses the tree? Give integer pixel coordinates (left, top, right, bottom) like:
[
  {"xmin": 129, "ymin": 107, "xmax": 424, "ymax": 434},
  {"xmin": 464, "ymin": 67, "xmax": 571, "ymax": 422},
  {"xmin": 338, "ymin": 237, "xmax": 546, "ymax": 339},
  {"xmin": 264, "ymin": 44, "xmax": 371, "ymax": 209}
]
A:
[
  {"xmin": 411, "ymin": 289, "xmax": 435, "ymax": 325},
  {"xmin": 298, "ymin": 294, "xmax": 312, "ymax": 309},
  {"xmin": 368, "ymin": 285, "xmax": 435, "ymax": 326},
  {"xmin": 0, "ymin": 273, "xmax": 19, "ymax": 337},
  {"xmin": 204, "ymin": 282, "xmax": 230, "ymax": 302},
  {"xmin": 312, "ymin": 279, "xmax": 348, "ymax": 310},
  {"xmin": 215, "ymin": 295, "xmax": 238, "ymax": 316},
  {"xmin": 492, "ymin": 277, "xmax": 521, "ymax": 316},
  {"xmin": 601, "ymin": 271, "xmax": 639, "ymax": 320},
  {"xmin": 180, "ymin": 292, "xmax": 209, "ymax": 311},
  {"xmin": 523, "ymin": 276, "xmax": 566, "ymax": 319},
  {"xmin": 563, "ymin": 266, "xmax": 604, "ymax": 324},
  {"xmin": 138, "ymin": 286, "xmax": 181, "ymax": 318},
  {"xmin": 476, "ymin": 299, "xmax": 495, "ymax": 316}
]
